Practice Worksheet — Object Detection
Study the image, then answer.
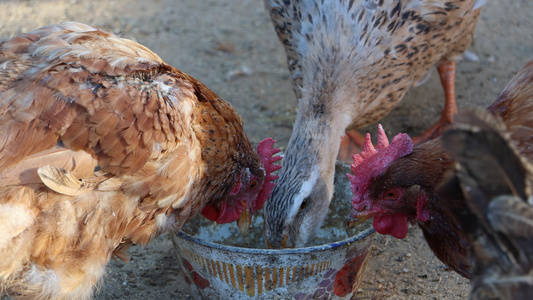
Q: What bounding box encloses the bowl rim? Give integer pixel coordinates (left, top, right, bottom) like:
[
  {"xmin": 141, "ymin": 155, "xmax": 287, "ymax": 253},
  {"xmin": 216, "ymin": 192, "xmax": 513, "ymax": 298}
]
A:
[{"xmin": 175, "ymin": 224, "xmax": 375, "ymax": 255}]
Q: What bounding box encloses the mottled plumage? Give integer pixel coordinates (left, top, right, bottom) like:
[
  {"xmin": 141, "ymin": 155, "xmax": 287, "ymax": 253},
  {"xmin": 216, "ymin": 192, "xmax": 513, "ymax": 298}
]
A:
[
  {"xmin": 264, "ymin": 0, "xmax": 483, "ymax": 248},
  {"xmin": 0, "ymin": 22, "xmax": 279, "ymax": 299}
]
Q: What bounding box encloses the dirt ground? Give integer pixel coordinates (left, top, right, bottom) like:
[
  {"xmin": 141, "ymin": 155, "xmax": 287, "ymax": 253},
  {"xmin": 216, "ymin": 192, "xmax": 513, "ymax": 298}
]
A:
[{"xmin": 1, "ymin": 0, "xmax": 532, "ymax": 299}]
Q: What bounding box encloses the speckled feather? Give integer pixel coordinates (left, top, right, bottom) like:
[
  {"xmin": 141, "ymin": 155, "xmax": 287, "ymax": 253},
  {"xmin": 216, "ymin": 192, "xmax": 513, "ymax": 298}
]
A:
[
  {"xmin": 264, "ymin": 0, "xmax": 483, "ymax": 248},
  {"xmin": 0, "ymin": 22, "xmax": 265, "ymax": 299},
  {"xmin": 265, "ymin": 0, "xmax": 482, "ymax": 127}
]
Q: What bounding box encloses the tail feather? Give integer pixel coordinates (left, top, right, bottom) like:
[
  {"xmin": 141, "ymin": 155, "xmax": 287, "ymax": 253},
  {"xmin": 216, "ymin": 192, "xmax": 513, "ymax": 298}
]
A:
[{"xmin": 441, "ymin": 108, "xmax": 533, "ymax": 299}]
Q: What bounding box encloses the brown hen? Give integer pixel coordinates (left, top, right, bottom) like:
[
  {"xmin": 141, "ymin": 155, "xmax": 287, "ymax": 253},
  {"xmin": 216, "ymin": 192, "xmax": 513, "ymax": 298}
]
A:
[
  {"xmin": 347, "ymin": 59, "xmax": 533, "ymax": 279},
  {"xmin": 0, "ymin": 22, "xmax": 280, "ymax": 299}
]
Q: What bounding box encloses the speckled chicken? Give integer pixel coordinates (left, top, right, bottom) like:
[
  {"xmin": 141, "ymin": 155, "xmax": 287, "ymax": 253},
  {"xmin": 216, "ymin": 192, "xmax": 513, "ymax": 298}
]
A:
[
  {"xmin": 441, "ymin": 109, "xmax": 533, "ymax": 299},
  {"xmin": 347, "ymin": 59, "xmax": 533, "ymax": 278},
  {"xmin": 0, "ymin": 22, "xmax": 281, "ymax": 299},
  {"xmin": 263, "ymin": 0, "xmax": 484, "ymax": 248}
]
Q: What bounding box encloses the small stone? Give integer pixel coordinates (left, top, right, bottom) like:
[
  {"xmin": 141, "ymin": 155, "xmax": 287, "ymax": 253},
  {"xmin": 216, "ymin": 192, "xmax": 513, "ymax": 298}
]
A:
[{"xmin": 461, "ymin": 50, "xmax": 479, "ymax": 62}]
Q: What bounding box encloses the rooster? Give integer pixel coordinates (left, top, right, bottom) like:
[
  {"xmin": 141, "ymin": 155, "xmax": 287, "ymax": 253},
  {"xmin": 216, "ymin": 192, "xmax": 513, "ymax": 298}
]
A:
[
  {"xmin": 441, "ymin": 109, "xmax": 533, "ymax": 299},
  {"xmin": 263, "ymin": 0, "xmax": 485, "ymax": 248},
  {"xmin": 347, "ymin": 59, "xmax": 533, "ymax": 278},
  {"xmin": 0, "ymin": 22, "xmax": 281, "ymax": 299}
]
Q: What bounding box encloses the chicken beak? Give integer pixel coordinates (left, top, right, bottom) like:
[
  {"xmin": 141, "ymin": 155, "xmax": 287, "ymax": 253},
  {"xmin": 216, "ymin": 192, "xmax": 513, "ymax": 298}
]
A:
[
  {"xmin": 280, "ymin": 233, "xmax": 289, "ymax": 248},
  {"xmin": 237, "ymin": 202, "xmax": 252, "ymax": 233},
  {"xmin": 266, "ymin": 233, "xmax": 289, "ymax": 248},
  {"xmin": 346, "ymin": 211, "xmax": 371, "ymax": 228}
]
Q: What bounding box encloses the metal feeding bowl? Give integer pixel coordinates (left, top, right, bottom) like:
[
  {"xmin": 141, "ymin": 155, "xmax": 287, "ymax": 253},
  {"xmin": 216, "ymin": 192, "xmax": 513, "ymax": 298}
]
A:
[{"xmin": 171, "ymin": 162, "xmax": 375, "ymax": 299}]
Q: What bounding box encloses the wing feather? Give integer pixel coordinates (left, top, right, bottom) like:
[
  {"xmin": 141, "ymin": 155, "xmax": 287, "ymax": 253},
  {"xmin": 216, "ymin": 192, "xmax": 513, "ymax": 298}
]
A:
[
  {"xmin": 442, "ymin": 107, "xmax": 533, "ymax": 299},
  {"xmin": 488, "ymin": 60, "xmax": 533, "ymax": 162},
  {"xmin": 0, "ymin": 22, "xmax": 196, "ymax": 177}
]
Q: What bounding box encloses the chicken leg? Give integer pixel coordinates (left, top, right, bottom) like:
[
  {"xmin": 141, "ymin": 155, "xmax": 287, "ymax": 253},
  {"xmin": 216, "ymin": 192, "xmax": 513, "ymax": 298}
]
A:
[
  {"xmin": 413, "ymin": 61, "xmax": 458, "ymax": 144},
  {"xmin": 338, "ymin": 129, "xmax": 365, "ymax": 163},
  {"xmin": 337, "ymin": 61, "xmax": 458, "ymax": 161}
]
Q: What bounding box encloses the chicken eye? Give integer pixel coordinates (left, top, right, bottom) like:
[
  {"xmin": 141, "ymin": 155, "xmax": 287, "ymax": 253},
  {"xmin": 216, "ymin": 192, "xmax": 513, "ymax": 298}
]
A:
[
  {"xmin": 248, "ymin": 179, "xmax": 259, "ymax": 189},
  {"xmin": 300, "ymin": 197, "xmax": 310, "ymax": 210},
  {"xmin": 385, "ymin": 191, "xmax": 397, "ymax": 199}
]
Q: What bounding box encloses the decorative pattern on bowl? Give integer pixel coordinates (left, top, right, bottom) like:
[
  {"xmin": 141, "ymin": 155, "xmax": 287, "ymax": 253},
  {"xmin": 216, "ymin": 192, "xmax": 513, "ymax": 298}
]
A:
[
  {"xmin": 172, "ymin": 161, "xmax": 375, "ymax": 299},
  {"xmin": 172, "ymin": 226, "xmax": 373, "ymax": 299}
]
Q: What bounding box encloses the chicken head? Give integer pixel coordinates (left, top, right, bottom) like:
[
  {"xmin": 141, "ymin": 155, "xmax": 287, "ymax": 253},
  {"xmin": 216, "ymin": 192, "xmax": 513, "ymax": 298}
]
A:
[
  {"xmin": 201, "ymin": 138, "xmax": 281, "ymax": 231},
  {"xmin": 347, "ymin": 125, "xmax": 422, "ymax": 239}
]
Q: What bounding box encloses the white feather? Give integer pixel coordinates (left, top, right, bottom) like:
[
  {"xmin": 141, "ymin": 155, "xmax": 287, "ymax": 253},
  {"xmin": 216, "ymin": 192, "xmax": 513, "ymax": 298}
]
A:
[
  {"xmin": 0, "ymin": 204, "xmax": 35, "ymax": 251},
  {"xmin": 287, "ymin": 165, "xmax": 321, "ymax": 221}
]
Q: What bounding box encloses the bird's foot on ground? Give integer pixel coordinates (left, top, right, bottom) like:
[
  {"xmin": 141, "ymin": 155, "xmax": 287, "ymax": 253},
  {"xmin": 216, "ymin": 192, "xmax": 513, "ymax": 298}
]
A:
[{"xmin": 338, "ymin": 129, "xmax": 366, "ymax": 163}]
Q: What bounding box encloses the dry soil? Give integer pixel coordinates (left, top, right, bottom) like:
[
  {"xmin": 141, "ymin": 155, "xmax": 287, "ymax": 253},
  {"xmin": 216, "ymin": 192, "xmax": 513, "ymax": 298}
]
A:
[{"xmin": 1, "ymin": 0, "xmax": 532, "ymax": 299}]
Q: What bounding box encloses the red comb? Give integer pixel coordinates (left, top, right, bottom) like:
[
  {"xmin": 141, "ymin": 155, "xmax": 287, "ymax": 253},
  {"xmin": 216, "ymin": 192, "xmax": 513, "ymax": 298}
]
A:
[
  {"xmin": 347, "ymin": 125, "xmax": 413, "ymax": 204},
  {"xmin": 253, "ymin": 138, "xmax": 282, "ymax": 212}
]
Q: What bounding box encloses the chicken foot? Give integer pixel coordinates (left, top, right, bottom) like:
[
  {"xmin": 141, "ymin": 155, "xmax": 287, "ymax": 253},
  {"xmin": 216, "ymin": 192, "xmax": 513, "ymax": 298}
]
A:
[
  {"xmin": 338, "ymin": 61, "xmax": 458, "ymax": 161},
  {"xmin": 413, "ymin": 61, "xmax": 458, "ymax": 145}
]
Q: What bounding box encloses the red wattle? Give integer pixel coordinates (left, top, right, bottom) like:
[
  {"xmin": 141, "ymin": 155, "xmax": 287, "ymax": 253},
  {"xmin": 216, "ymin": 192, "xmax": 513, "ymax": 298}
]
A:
[
  {"xmin": 373, "ymin": 214, "xmax": 408, "ymax": 239},
  {"xmin": 200, "ymin": 204, "xmax": 221, "ymax": 222},
  {"xmin": 215, "ymin": 207, "xmax": 241, "ymax": 224},
  {"xmin": 201, "ymin": 200, "xmax": 244, "ymax": 224}
]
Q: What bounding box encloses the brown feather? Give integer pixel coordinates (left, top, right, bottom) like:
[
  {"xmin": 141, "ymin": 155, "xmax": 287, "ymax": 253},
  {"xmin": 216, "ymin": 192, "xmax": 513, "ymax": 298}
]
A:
[
  {"xmin": 488, "ymin": 60, "xmax": 533, "ymax": 162},
  {"xmin": 0, "ymin": 22, "xmax": 264, "ymax": 299},
  {"xmin": 358, "ymin": 60, "xmax": 533, "ymax": 279},
  {"xmin": 441, "ymin": 108, "xmax": 533, "ymax": 299}
]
